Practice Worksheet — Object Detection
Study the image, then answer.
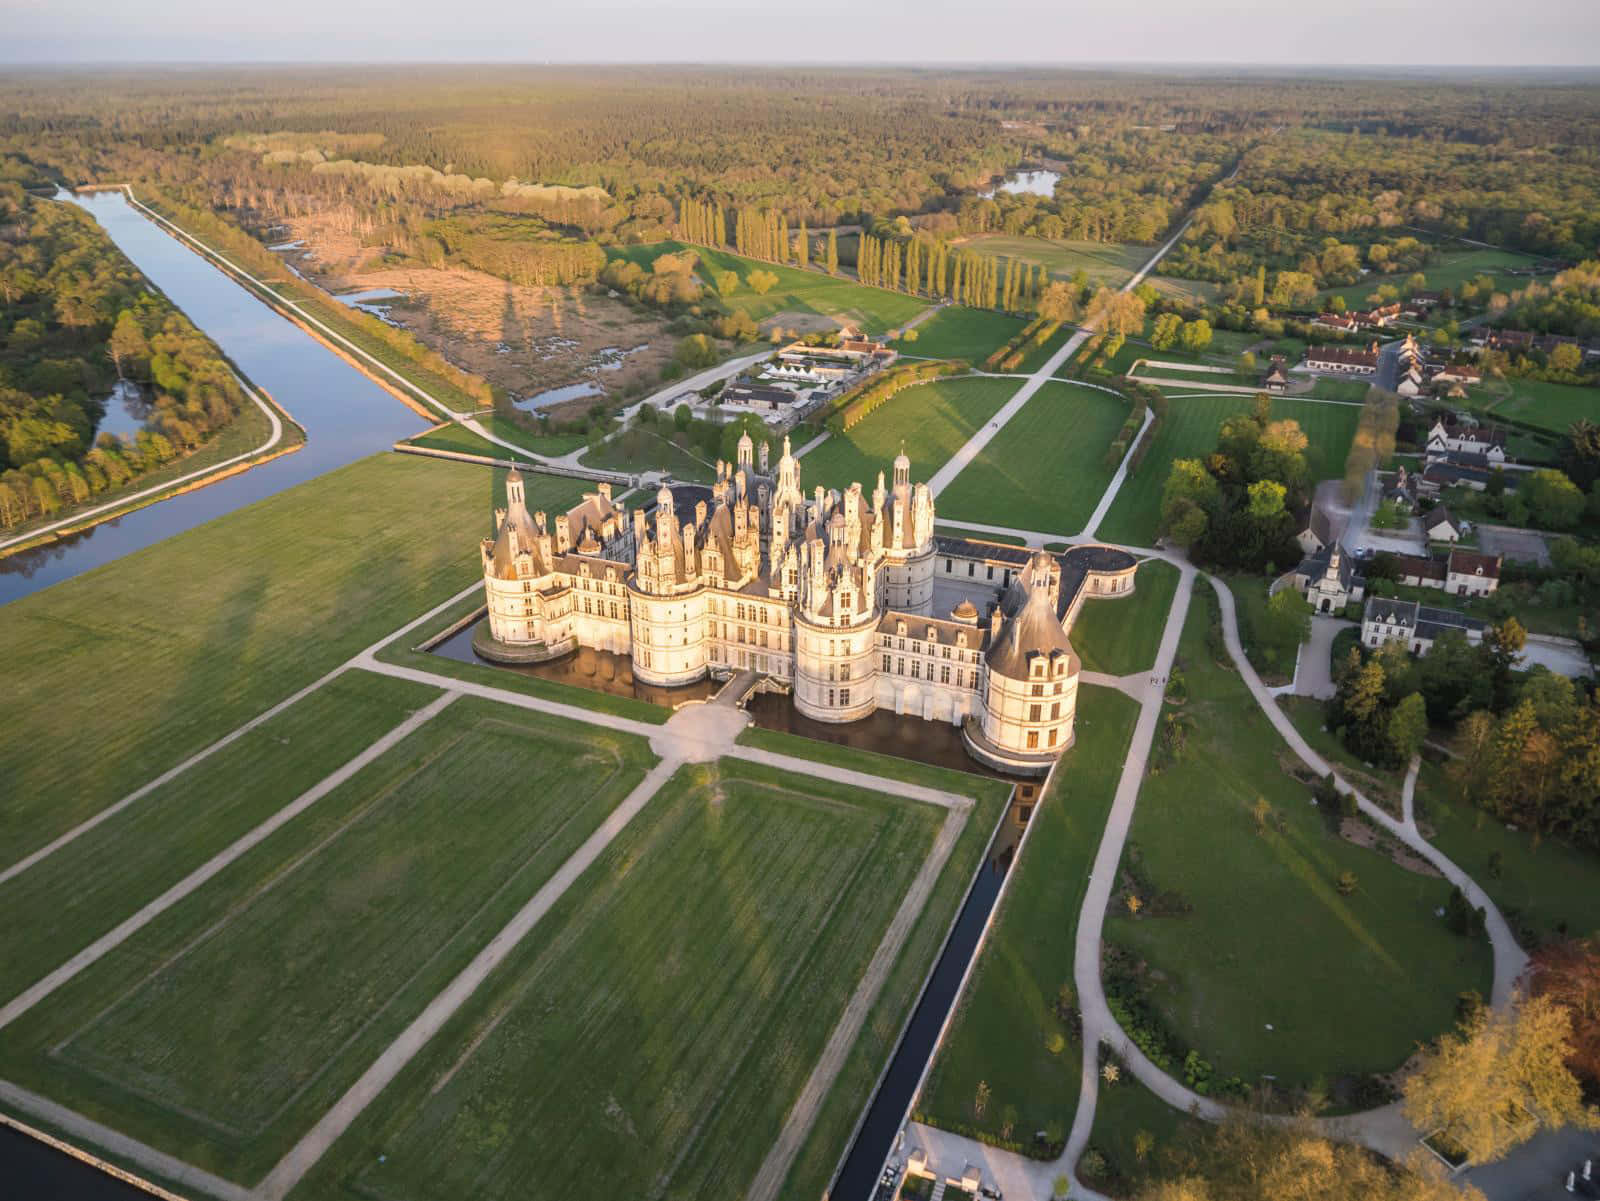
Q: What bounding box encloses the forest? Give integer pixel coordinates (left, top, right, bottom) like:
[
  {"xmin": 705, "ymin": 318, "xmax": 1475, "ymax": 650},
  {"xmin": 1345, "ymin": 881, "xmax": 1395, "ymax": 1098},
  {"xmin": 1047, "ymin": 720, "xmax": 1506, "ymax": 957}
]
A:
[{"xmin": 0, "ymin": 158, "xmax": 249, "ymax": 529}]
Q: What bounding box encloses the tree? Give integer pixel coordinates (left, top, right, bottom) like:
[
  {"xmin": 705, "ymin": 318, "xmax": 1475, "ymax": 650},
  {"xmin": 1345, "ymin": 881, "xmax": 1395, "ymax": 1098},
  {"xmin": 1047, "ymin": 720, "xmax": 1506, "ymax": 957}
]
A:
[
  {"xmin": 1087, "ymin": 286, "xmax": 1146, "ymax": 337},
  {"xmin": 107, "ymin": 310, "xmax": 149, "ymax": 380},
  {"xmin": 1530, "ymin": 940, "xmax": 1600, "ymax": 1086},
  {"xmin": 715, "ymin": 270, "xmax": 738, "ymax": 295},
  {"xmin": 973, "ymin": 1078, "xmax": 991, "ymax": 1119},
  {"xmin": 825, "ymin": 229, "xmax": 839, "ymax": 276},
  {"xmin": 1551, "ymin": 342, "xmax": 1583, "ymax": 372},
  {"xmin": 673, "ymin": 403, "xmax": 692, "ymax": 431},
  {"xmin": 1260, "ymin": 586, "xmax": 1312, "ymax": 665},
  {"xmin": 1522, "ymin": 468, "xmax": 1585, "ymax": 529},
  {"xmin": 1247, "ymin": 479, "xmax": 1287, "ymax": 520},
  {"xmin": 746, "ymin": 269, "xmax": 779, "ymax": 295},
  {"xmin": 1179, "ymin": 318, "xmax": 1213, "ymax": 353},
  {"xmin": 1388, "ymin": 692, "xmax": 1429, "ymax": 761},
  {"xmin": 1404, "ymin": 996, "xmax": 1592, "ymax": 1164},
  {"xmin": 1149, "ymin": 312, "xmax": 1183, "ymax": 351}
]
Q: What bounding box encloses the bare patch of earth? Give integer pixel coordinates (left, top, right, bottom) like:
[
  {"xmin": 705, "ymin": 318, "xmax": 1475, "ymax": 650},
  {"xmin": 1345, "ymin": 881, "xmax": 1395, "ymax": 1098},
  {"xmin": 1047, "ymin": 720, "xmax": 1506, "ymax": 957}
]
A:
[
  {"xmin": 268, "ymin": 212, "xmax": 676, "ymax": 411},
  {"xmin": 760, "ymin": 309, "xmax": 847, "ymax": 337},
  {"xmin": 1340, "ymin": 815, "xmax": 1441, "ymax": 877}
]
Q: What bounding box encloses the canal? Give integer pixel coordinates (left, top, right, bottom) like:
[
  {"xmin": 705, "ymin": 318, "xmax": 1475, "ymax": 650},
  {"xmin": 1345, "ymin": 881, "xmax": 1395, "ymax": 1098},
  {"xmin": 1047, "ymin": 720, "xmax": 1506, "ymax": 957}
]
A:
[{"xmin": 0, "ymin": 190, "xmax": 427, "ymax": 606}]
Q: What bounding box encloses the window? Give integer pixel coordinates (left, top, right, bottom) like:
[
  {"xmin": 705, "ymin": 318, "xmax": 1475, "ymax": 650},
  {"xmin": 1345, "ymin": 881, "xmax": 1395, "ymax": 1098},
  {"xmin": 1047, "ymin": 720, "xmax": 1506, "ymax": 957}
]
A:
[
  {"xmin": 940, "ymin": 664, "xmax": 951, "ymax": 684},
  {"xmin": 883, "ymin": 654, "xmax": 892, "ymax": 672},
  {"xmin": 945, "ymin": 558, "xmax": 953, "ymax": 571},
  {"xmin": 913, "ymin": 661, "xmax": 921, "ymax": 679},
  {"xmin": 1029, "ymin": 704, "xmax": 1041, "ymax": 722},
  {"xmin": 840, "ymin": 689, "xmax": 850, "ymax": 706},
  {"xmin": 955, "ymin": 669, "xmax": 963, "ymax": 688},
  {"xmin": 828, "ymin": 689, "xmax": 835, "ymax": 706},
  {"xmin": 840, "ymin": 663, "xmax": 851, "ymax": 682},
  {"xmin": 1050, "ymin": 702, "xmax": 1060, "ymax": 720},
  {"xmin": 1031, "ymin": 683, "xmax": 1043, "ymax": 697},
  {"xmin": 1026, "ymin": 730, "xmax": 1039, "ymax": 749},
  {"xmin": 967, "ymin": 563, "xmax": 975, "ymax": 577},
  {"xmin": 897, "ymin": 657, "xmax": 906, "ymax": 675},
  {"xmin": 1048, "ymin": 728, "xmax": 1058, "ymax": 747},
  {"xmin": 1054, "ymin": 681, "xmax": 1063, "ymax": 695},
  {"xmin": 986, "ymin": 566, "xmax": 994, "ymax": 581},
  {"xmin": 760, "ymin": 630, "xmax": 769, "ymax": 648},
  {"xmin": 522, "ymin": 582, "xmax": 531, "ymax": 594}
]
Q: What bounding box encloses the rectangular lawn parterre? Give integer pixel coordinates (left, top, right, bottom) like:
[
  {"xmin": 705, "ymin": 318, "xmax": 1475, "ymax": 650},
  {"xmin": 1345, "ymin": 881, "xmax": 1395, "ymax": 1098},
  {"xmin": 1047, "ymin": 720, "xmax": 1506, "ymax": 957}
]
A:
[
  {"xmin": 1104, "ymin": 593, "xmax": 1492, "ymax": 1088},
  {"xmin": 0, "ymin": 669, "xmax": 441, "ymax": 1002},
  {"xmin": 289, "ymin": 756, "xmax": 948, "ymax": 1201},
  {"xmin": 0, "ymin": 453, "xmax": 586, "ymax": 867},
  {"xmin": 936, "ymin": 382, "xmax": 1129, "ymax": 538},
  {"xmin": 1483, "ymin": 377, "xmax": 1600, "ymax": 434},
  {"xmin": 800, "ymin": 375, "xmax": 1016, "ymax": 491},
  {"xmin": 916, "ymin": 686, "xmax": 1141, "ymax": 1149},
  {"xmin": 1096, "ymin": 395, "xmax": 1360, "ymax": 547},
  {"xmin": 0, "ymin": 695, "xmax": 655, "ymax": 1182},
  {"xmin": 1070, "ymin": 560, "xmax": 1181, "ymax": 676},
  {"xmin": 893, "ymin": 306, "xmax": 1025, "ymax": 362}
]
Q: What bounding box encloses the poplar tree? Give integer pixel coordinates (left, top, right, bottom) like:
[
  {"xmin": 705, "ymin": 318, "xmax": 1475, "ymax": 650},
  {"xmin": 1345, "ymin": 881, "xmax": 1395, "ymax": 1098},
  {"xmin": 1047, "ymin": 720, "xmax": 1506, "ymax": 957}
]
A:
[
  {"xmin": 778, "ymin": 214, "xmax": 790, "ymax": 264},
  {"xmin": 826, "ymin": 229, "xmax": 839, "ymax": 276},
  {"xmin": 796, "ymin": 221, "xmax": 809, "ymax": 270}
]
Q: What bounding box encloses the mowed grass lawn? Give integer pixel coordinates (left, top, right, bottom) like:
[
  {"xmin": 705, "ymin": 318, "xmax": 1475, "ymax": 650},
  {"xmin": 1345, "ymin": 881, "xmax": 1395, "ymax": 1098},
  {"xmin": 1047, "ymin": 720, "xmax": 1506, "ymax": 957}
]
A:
[
  {"xmin": 293, "ymin": 757, "xmax": 947, "ymax": 1201},
  {"xmin": 610, "ymin": 241, "xmax": 929, "ymax": 334},
  {"xmin": 1105, "ymin": 596, "xmax": 1492, "ymax": 1087},
  {"xmin": 1096, "ymin": 396, "xmax": 1360, "ymax": 547},
  {"xmin": 1, "ymin": 697, "xmax": 655, "ymax": 1181},
  {"xmin": 1071, "ymin": 559, "xmax": 1181, "ymax": 676},
  {"xmin": 1317, "ymin": 248, "xmax": 1548, "ymax": 310},
  {"xmin": 0, "ymin": 454, "xmax": 585, "ymax": 867},
  {"xmin": 937, "ymin": 382, "xmax": 1128, "ymax": 537},
  {"xmin": 0, "ymin": 670, "xmax": 439, "ymax": 1001},
  {"xmin": 894, "ymin": 306, "xmax": 1025, "ymax": 362},
  {"xmin": 1484, "ymin": 377, "xmax": 1600, "ymax": 434},
  {"xmin": 918, "ymin": 687, "xmax": 1140, "ymax": 1147},
  {"xmin": 954, "ymin": 235, "xmax": 1149, "ymax": 289},
  {"xmin": 406, "ymin": 417, "xmax": 590, "ymax": 459},
  {"xmin": 580, "ymin": 426, "xmax": 717, "ymax": 483},
  {"xmin": 800, "ymin": 375, "xmax": 1016, "ymax": 491}
]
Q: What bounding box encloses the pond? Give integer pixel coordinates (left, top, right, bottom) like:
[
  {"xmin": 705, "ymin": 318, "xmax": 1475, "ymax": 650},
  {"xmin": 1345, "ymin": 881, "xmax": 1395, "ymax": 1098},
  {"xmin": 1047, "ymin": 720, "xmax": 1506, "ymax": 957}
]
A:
[
  {"xmin": 95, "ymin": 378, "xmax": 151, "ymax": 440},
  {"xmin": 0, "ymin": 191, "xmax": 426, "ymax": 606},
  {"xmin": 513, "ymin": 379, "xmax": 606, "ymax": 413},
  {"xmin": 980, "ymin": 168, "xmax": 1062, "ymax": 198}
]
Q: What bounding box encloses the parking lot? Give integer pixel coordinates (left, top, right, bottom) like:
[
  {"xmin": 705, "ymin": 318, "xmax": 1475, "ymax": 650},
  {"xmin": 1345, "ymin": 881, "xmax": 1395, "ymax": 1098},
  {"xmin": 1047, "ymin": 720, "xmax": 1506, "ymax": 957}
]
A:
[{"xmin": 1478, "ymin": 523, "xmax": 1552, "ymax": 567}]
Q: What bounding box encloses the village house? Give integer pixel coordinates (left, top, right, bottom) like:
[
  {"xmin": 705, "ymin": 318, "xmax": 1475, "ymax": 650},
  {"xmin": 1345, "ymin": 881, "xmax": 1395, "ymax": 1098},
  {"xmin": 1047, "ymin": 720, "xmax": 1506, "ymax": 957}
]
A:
[
  {"xmin": 1293, "ymin": 501, "xmax": 1339, "ymax": 555},
  {"xmin": 1361, "ymin": 597, "xmax": 1487, "ymax": 656},
  {"xmin": 1389, "ymin": 547, "xmax": 1502, "ymax": 598},
  {"xmin": 1304, "ymin": 343, "xmax": 1379, "ymax": 375},
  {"xmin": 1290, "ymin": 542, "xmax": 1366, "ymax": 613},
  {"xmin": 1312, "ymin": 313, "xmax": 1362, "ymax": 334},
  {"xmin": 1423, "ymin": 507, "xmax": 1464, "ymax": 543}
]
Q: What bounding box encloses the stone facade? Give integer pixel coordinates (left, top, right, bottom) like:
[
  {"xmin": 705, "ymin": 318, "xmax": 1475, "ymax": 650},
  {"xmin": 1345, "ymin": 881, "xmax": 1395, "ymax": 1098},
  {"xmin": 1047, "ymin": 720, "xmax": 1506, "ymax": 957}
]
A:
[{"xmin": 479, "ymin": 436, "xmax": 1139, "ymax": 774}]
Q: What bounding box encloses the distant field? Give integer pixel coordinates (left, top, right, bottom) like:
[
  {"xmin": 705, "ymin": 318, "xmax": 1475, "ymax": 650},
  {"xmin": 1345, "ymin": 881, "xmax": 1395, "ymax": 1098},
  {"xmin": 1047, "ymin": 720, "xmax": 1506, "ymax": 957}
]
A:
[
  {"xmin": 610, "ymin": 241, "xmax": 928, "ymax": 333},
  {"xmin": 1316, "ymin": 247, "xmax": 1549, "ymax": 309},
  {"xmin": 893, "ymin": 305, "xmax": 1025, "ymax": 362},
  {"xmin": 0, "ymin": 454, "xmax": 582, "ymax": 868},
  {"xmin": 295, "ymin": 757, "xmax": 945, "ymax": 1201},
  {"xmin": 1096, "ymin": 395, "xmax": 1360, "ymax": 547},
  {"xmin": 937, "ymin": 381, "xmax": 1129, "ymax": 537},
  {"xmin": 1145, "ymin": 274, "xmax": 1224, "ymax": 305},
  {"xmin": 800, "ymin": 375, "xmax": 1016, "ymax": 490},
  {"xmin": 1482, "ymin": 377, "xmax": 1600, "ymax": 433},
  {"xmin": 0, "ymin": 697, "xmax": 656, "ymax": 1181},
  {"xmin": 1071, "ymin": 559, "xmax": 1182, "ymax": 676},
  {"xmin": 954, "ymin": 234, "xmax": 1149, "ymax": 289},
  {"xmin": 580, "ymin": 425, "xmax": 717, "ymax": 482}
]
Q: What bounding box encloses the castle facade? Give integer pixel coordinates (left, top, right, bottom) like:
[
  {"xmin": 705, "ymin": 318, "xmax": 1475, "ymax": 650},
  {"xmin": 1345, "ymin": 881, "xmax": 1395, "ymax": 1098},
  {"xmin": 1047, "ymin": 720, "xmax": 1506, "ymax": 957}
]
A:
[{"xmin": 480, "ymin": 435, "xmax": 1138, "ymax": 775}]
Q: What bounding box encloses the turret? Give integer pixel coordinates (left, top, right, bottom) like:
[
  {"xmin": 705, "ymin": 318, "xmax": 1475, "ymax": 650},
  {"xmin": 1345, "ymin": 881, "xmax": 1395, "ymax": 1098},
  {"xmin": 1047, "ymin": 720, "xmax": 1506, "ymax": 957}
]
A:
[{"xmin": 737, "ymin": 431, "xmax": 753, "ymax": 473}]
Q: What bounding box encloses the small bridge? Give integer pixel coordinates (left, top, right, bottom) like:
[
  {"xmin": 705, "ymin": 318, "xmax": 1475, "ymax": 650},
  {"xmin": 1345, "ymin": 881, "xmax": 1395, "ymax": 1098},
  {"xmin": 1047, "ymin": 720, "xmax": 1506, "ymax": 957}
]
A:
[{"xmin": 712, "ymin": 669, "xmax": 765, "ymax": 708}]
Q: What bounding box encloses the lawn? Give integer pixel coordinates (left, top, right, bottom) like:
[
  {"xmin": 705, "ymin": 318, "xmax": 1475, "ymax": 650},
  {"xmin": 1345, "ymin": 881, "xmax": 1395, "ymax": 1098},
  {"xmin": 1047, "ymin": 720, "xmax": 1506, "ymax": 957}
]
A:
[
  {"xmin": 1415, "ymin": 763, "xmax": 1600, "ymax": 945},
  {"xmin": 1227, "ymin": 574, "xmax": 1302, "ymax": 686},
  {"xmin": 1071, "ymin": 560, "xmax": 1181, "ymax": 677},
  {"xmin": 893, "ymin": 306, "xmax": 1025, "ymax": 363},
  {"xmin": 1082, "ymin": 1071, "xmax": 1209, "ymax": 1197},
  {"xmin": 291, "ymin": 756, "xmax": 950, "ymax": 1201},
  {"xmin": 952, "ymin": 235, "xmax": 1150, "ymax": 290},
  {"xmin": 1105, "ymin": 596, "xmax": 1492, "ymax": 1088},
  {"xmin": 580, "ymin": 425, "xmax": 717, "ymax": 482},
  {"xmin": 0, "ymin": 453, "xmax": 584, "ymax": 868},
  {"xmin": 406, "ymin": 417, "xmax": 591, "ymax": 459},
  {"xmin": 1481, "ymin": 377, "xmax": 1600, "ymax": 435},
  {"xmin": 1316, "ymin": 248, "xmax": 1548, "ymax": 310},
  {"xmin": 800, "ymin": 375, "xmax": 1016, "ymax": 491},
  {"xmin": 0, "ymin": 697, "xmax": 656, "ymax": 1182},
  {"xmin": 0, "ymin": 670, "xmax": 441, "ymax": 1002},
  {"xmin": 936, "ymin": 382, "xmax": 1129, "ymax": 538},
  {"xmin": 1096, "ymin": 395, "xmax": 1360, "ymax": 547},
  {"xmin": 916, "ymin": 687, "xmax": 1141, "ymax": 1150},
  {"xmin": 611, "ymin": 240, "xmax": 929, "ymax": 334}
]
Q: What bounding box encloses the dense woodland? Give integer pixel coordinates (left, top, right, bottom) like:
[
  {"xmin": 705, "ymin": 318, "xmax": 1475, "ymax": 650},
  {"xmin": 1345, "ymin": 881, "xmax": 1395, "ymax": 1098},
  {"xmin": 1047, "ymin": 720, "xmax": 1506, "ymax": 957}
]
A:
[{"xmin": 0, "ymin": 158, "xmax": 247, "ymax": 528}]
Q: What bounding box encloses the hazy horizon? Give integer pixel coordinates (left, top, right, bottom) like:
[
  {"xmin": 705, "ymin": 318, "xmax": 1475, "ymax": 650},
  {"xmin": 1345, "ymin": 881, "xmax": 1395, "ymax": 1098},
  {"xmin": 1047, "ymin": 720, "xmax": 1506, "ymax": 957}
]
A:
[{"xmin": 4, "ymin": 0, "xmax": 1599, "ymax": 68}]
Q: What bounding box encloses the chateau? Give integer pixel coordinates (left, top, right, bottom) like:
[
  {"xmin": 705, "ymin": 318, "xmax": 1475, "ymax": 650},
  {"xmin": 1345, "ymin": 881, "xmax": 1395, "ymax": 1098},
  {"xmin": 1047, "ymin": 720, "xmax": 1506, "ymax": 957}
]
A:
[{"xmin": 479, "ymin": 435, "xmax": 1139, "ymax": 774}]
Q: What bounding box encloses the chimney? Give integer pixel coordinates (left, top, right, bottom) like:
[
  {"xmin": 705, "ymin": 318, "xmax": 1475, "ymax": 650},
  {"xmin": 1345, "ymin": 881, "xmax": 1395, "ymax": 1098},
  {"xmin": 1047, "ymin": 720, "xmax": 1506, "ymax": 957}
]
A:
[
  {"xmin": 555, "ymin": 513, "xmax": 571, "ymax": 552},
  {"xmin": 695, "ymin": 500, "xmax": 708, "ymax": 527},
  {"xmin": 759, "ymin": 440, "xmax": 770, "ymax": 473},
  {"xmin": 598, "ymin": 481, "xmax": 611, "ymax": 502}
]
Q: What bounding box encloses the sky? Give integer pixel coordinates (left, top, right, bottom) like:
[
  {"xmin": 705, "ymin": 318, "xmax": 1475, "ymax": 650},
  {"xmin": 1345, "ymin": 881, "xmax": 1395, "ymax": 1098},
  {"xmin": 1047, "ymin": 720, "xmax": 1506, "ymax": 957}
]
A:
[{"xmin": 3, "ymin": 0, "xmax": 1599, "ymax": 66}]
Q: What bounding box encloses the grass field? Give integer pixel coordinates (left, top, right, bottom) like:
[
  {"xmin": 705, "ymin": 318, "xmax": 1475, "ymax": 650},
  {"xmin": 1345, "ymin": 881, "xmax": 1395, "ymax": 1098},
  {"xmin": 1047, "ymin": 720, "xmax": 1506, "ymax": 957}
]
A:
[
  {"xmin": 1082, "ymin": 1071, "xmax": 1207, "ymax": 1195},
  {"xmin": 580, "ymin": 426, "xmax": 716, "ymax": 482},
  {"xmin": 893, "ymin": 307, "xmax": 1025, "ymax": 362},
  {"xmin": 936, "ymin": 382, "xmax": 1128, "ymax": 537},
  {"xmin": 0, "ymin": 670, "xmax": 441, "ymax": 1001},
  {"xmin": 800, "ymin": 375, "xmax": 1016, "ymax": 491},
  {"xmin": 1096, "ymin": 395, "xmax": 1361, "ymax": 547},
  {"xmin": 1481, "ymin": 377, "xmax": 1600, "ymax": 434},
  {"xmin": 611, "ymin": 241, "xmax": 929, "ymax": 334},
  {"xmin": 1, "ymin": 697, "xmax": 655, "ymax": 1181},
  {"xmin": 1316, "ymin": 248, "xmax": 1549, "ymax": 310},
  {"xmin": 0, "ymin": 454, "xmax": 584, "ymax": 868},
  {"xmin": 953, "ymin": 235, "xmax": 1149, "ymax": 290},
  {"xmin": 292, "ymin": 756, "xmax": 947, "ymax": 1201},
  {"xmin": 1105, "ymin": 596, "xmax": 1492, "ymax": 1087},
  {"xmin": 406, "ymin": 416, "xmax": 591, "ymax": 459},
  {"xmin": 1071, "ymin": 560, "xmax": 1181, "ymax": 676},
  {"xmin": 917, "ymin": 687, "xmax": 1141, "ymax": 1149}
]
